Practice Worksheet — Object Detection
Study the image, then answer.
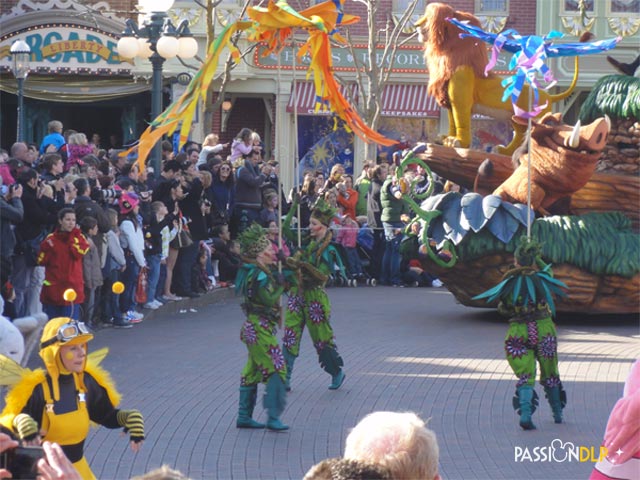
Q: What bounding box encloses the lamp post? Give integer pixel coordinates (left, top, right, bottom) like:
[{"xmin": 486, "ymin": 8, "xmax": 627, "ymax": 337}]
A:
[
  {"xmin": 10, "ymin": 40, "xmax": 31, "ymax": 143},
  {"xmin": 116, "ymin": 0, "xmax": 198, "ymax": 177}
]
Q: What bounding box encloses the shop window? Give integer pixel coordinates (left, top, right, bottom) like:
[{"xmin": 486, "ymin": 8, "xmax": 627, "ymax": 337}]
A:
[
  {"xmin": 562, "ymin": 0, "xmax": 594, "ymax": 14},
  {"xmin": 476, "ymin": 0, "xmax": 508, "ymax": 13},
  {"xmin": 609, "ymin": 0, "xmax": 639, "ymax": 14},
  {"xmin": 393, "ymin": 0, "xmax": 427, "ymax": 16}
]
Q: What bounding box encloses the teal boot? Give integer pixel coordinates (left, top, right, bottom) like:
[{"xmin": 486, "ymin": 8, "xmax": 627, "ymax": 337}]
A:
[
  {"xmin": 263, "ymin": 374, "xmax": 289, "ymax": 431},
  {"xmin": 236, "ymin": 385, "xmax": 265, "ymax": 429},
  {"xmin": 283, "ymin": 348, "xmax": 296, "ymax": 392},
  {"xmin": 513, "ymin": 386, "xmax": 538, "ymax": 430},
  {"xmin": 544, "ymin": 385, "xmax": 566, "ymax": 424},
  {"xmin": 319, "ymin": 346, "xmax": 346, "ymax": 390}
]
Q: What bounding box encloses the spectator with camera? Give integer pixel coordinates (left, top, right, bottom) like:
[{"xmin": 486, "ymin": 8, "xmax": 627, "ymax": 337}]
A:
[
  {"xmin": 233, "ymin": 149, "xmax": 266, "ymax": 237},
  {"xmin": 0, "ymin": 179, "xmax": 23, "ymax": 291},
  {"xmin": 12, "ymin": 169, "xmax": 60, "ymax": 318},
  {"xmin": 118, "ymin": 192, "xmax": 145, "ymax": 324},
  {"xmin": 73, "ymin": 177, "xmax": 110, "ymax": 257}
]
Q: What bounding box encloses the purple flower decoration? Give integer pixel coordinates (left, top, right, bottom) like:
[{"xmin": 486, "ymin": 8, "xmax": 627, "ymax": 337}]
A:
[
  {"xmin": 527, "ymin": 321, "xmax": 539, "ymax": 348},
  {"xmin": 268, "ymin": 345, "xmax": 285, "ymax": 371},
  {"xmin": 314, "ymin": 340, "xmax": 327, "ymax": 353},
  {"xmin": 516, "ymin": 374, "xmax": 532, "ymax": 387},
  {"xmin": 505, "ymin": 335, "xmax": 528, "ymax": 359},
  {"xmin": 259, "ymin": 317, "xmax": 270, "ymax": 330},
  {"xmin": 241, "ymin": 321, "xmax": 257, "ymax": 345},
  {"xmin": 543, "ymin": 375, "xmax": 561, "ymax": 388},
  {"xmin": 283, "ymin": 328, "xmax": 297, "ymax": 349},
  {"xmin": 308, "ymin": 301, "xmax": 325, "ymax": 324},
  {"xmin": 259, "ymin": 366, "xmax": 271, "ymax": 382},
  {"xmin": 288, "ymin": 295, "xmax": 303, "ymax": 313},
  {"xmin": 539, "ymin": 334, "xmax": 557, "ymax": 359}
]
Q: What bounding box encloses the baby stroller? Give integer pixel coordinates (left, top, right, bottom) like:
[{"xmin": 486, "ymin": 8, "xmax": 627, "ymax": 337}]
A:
[
  {"xmin": 352, "ymin": 225, "xmax": 377, "ymax": 286},
  {"xmin": 328, "ymin": 242, "xmax": 360, "ymax": 287}
]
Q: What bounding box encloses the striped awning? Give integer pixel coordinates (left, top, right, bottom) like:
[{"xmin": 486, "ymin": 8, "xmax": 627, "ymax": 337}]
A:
[
  {"xmin": 380, "ymin": 84, "xmax": 440, "ymax": 118},
  {"xmin": 286, "ymin": 81, "xmax": 358, "ymax": 115}
]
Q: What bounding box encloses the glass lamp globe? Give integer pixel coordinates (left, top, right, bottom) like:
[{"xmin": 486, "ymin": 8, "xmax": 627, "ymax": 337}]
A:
[
  {"xmin": 156, "ymin": 35, "xmax": 179, "ymax": 59},
  {"xmin": 137, "ymin": 38, "xmax": 153, "ymax": 59},
  {"xmin": 139, "ymin": 0, "xmax": 175, "ymax": 13},
  {"xmin": 177, "ymin": 36, "xmax": 198, "ymax": 59},
  {"xmin": 117, "ymin": 36, "xmax": 139, "ymax": 59}
]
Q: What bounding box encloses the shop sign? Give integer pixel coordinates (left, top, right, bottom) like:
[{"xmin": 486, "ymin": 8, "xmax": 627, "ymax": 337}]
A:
[
  {"xmin": 0, "ymin": 24, "xmax": 131, "ymax": 72},
  {"xmin": 255, "ymin": 43, "xmax": 513, "ymax": 74}
]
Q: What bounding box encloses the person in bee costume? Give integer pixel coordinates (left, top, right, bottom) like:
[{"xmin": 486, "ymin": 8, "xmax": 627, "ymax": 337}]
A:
[
  {"xmin": 235, "ymin": 223, "xmax": 291, "ymax": 431},
  {"xmin": 281, "ymin": 197, "xmax": 347, "ymax": 392},
  {"xmin": 0, "ymin": 315, "xmax": 144, "ymax": 479},
  {"xmin": 473, "ymin": 236, "xmax": 568, "ymax": 431}
]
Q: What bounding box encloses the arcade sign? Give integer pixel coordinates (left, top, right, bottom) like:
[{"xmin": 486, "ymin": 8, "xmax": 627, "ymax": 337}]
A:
[{"xmin": 0, "ymin": 24, "xmax": 133, "ymax": 73}]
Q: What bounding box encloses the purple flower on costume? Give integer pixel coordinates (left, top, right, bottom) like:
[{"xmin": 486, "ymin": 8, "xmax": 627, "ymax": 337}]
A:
[
  {"xmin": 259, "ymin": 366, "xmax": 271, "ymax": 382},
  {"xmin": 269, "ymin": 345, "xmax": 285, "ymax": 371},
  {"xmin": 543, "ymin": 375, "xmax": 561, "ymax": 388},
  {"xmin": 259, "ymin": 317, "xmax": 270, "ymax": 330},
  {"xmin": 516, "ymin": 374, "xmax": 532, "ymax": 387},
  {"xmin": 288, "ymin": 295, "xmax": 303, "ymax": 313},
  {"xmin": 539, "ymin": 334, "xmax": 557, "ymax": 359},
  {"xmin": 308, "ymin": 301, "xmax": 325, "ymax": 324},
  {"xmin": 314, "ymin": 340, "xmax": 327, "ymax": 353},
  {"xmin": 505, "ymin": 335, "xmax": 528, "ymax": 359},
  {"xmin": 527, "ymin": 321, "xmax": 539, "ymax": 347},
  {"xmin": 283, "ymin": 328, "xmax": 297, "ymax": 349},
  {"xmin": 241, "ymin": 321, "xmax": 257, "ymax": 344}
]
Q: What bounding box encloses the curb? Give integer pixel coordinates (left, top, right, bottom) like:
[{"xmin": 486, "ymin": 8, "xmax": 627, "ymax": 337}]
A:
[{"xmin": 138, "ymin": 286, "xmax": 237, "ymax": 320}]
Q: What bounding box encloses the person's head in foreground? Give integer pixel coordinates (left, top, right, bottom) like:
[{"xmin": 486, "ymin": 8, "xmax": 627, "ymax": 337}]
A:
[
  {"xmin": 303, "ymin": 457, "xmax": 391, "ymax": 480},
  {"xmin": 344, "ymin": 411, "xmax": 440, "ymax": 480}
]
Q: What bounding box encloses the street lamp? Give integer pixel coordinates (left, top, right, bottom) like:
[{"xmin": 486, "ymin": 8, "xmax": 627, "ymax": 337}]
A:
[
  {"xmin": 116, "ymin": 0, "xmax": 198, "ymax": 177},
  {"xmin": 10, "ymin": 40, "xmax": 31, "ymax": 143}
]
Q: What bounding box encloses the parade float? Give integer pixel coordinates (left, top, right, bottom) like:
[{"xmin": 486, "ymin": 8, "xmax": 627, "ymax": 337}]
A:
[{"xmin": 405, "ymin": 4, "xmax": 639, "ymax": 314}]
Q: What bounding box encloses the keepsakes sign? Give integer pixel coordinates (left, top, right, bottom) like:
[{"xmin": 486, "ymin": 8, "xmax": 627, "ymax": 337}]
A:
[{"xmin": 0, "ymin": 24, "xmax": 131, "ymax": 72}]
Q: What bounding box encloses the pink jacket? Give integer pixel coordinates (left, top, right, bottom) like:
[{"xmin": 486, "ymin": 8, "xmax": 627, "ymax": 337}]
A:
[
  {"xmin": 590, "ymin": 359, "xmax": 640, "ymax": 479},
  {"xmin": 66, "ymin": 144, "xmax": 94, "ymax": 170},
  {"xmin": 335, "ymin": 220, "xmax": 358, "ymax": 248}
]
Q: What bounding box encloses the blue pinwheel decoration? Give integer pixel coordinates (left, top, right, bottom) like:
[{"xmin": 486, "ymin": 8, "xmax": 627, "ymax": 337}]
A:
[{"xmin": 447, "ymin": 18, "xmax": 621, "ymax": 118}]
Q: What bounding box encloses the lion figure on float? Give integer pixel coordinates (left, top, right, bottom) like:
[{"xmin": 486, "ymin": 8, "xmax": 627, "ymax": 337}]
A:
[{"xmin": 415, "ymin": 2, "xmax": 580, "ymax": 155}]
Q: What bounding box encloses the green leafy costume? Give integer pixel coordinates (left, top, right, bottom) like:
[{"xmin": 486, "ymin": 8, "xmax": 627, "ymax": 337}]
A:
[
  {"xmin": 281, "ymin": 199, "xmax": 346, "ymax": 390},
  {"xmin": 234, "ymin": 223, "xmax": 290, "ymax": 430},
  {"xmin": 473, "ymin": 236, "xmax": 568, "ymax": 430},
  {"xmin": 235, "ymin": 263, "xmax": 287, "ymax": 386}
]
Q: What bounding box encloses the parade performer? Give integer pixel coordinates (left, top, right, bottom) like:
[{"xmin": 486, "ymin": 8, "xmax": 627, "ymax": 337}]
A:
[
  {"xmin": 0, "ymin": 314, "xmax": 144, "ymax": 479},
  {"xmin": 281, "ymin": 198, "xmax": 346, "ymax": 391},
  {"xmin": 473, "ymin": 236, "xmax": 568, "ymax": 430},
  {"xmin": 235, "ymin": 223, "xmax": 290, "ymax": 431}
]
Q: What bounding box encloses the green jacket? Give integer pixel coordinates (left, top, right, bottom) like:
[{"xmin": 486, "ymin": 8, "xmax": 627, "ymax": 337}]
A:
[{"xmin": 380, "ymin": 177, "xmax": 408, "ymax": 223}]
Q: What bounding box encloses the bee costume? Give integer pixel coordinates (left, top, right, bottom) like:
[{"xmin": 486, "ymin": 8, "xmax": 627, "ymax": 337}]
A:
[
  {"xmin": 0, "ymin": 317, "xmax": 144, "ymax": 479},
  {"xmin": 473, "ymin": 236, "xmax": 568, "ymax": 430}
]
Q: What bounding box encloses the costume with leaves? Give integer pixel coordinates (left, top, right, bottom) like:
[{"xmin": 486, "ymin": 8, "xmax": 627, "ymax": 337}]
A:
[
  {"xmin": 235, "ymin": 224, "xmax": 290, "ymax": 430},
  {"xmin": 0, "ymin": 317, "xmax": 144, "ymax": 479},
  {"xmin": 281, "ymin": 198, "xmax": 346, "ymax": 391},
  {"xmin": 473, "ymin": 236, "xmax": 568, "ymax": 430}
]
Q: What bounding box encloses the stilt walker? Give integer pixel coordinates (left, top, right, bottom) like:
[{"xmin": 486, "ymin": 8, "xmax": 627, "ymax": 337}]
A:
[
  {"xmin": 473, "ymin": 236, "xmax": 568, "ymax": 430},
  {"xmin": 281, "ymin": 198, "xmax": 346, "ymax": 391},
  {"xmin": 235, "ymin": 223, "xmax": 290, "ymax": 431}
]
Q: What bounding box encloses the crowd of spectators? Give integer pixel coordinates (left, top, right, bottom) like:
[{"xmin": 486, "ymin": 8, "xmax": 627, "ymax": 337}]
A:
[{"xmin": 1, "ymin": 122, "xmax": 445, "ymax": 330}]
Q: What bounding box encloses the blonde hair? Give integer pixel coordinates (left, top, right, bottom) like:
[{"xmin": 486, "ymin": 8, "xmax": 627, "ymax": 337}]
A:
[
  {"xmin": 48, "ymin": 120, "xmax": 63, "ymax": 133},
  {"xmin": 203, "ymin": 133, "xmax": 219, "ymax": 146},
  {"xmin": 69, "ymin": 132, "xmax": 88, "ymax": 146},
  {"xmin": 344, "ymin": 411, "xmax": 439, "ymax": 480}
]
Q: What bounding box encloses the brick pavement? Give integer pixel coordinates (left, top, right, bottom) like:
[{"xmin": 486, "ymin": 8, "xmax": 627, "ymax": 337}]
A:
[{"xmin": 66, "ymin": 287, "xmax": 638, "ymax": 479}]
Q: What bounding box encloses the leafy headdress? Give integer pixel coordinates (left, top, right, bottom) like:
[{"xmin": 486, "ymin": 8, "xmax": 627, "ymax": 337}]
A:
[{"xmin": 238, "ymin": 223, "xmax": 271, "ymax": 260}]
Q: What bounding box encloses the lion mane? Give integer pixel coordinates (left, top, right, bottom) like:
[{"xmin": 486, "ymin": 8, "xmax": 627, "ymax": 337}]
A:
[{"xmin": 416, "ymin": 3, "xmax": 492, "ymax": 109}]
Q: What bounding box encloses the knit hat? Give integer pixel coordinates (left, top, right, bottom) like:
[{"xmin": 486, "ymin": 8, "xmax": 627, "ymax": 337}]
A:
[
  {"xmin": 311, "ymin": 197, "xmax": 336, "ymax": 227},
  {"xmin": 119, "ymin": 191, "xmax": 139, "ymax": 214},
  {"xmin": 39, "ymin": 317, "xmax": 93, "ymax": 401},
  {"xmin": 238, "ymin": 223, "xmax": 270, "ymax": 259}
]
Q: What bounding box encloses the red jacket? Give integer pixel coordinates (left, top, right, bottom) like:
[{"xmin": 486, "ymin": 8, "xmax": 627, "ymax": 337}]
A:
[{"xmin": 38, "ymin": 227, "xmax": 89, "ymax": 306}]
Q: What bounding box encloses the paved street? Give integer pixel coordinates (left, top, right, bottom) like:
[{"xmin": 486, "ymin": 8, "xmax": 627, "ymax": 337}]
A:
[{"xmin": 69, "ymin": 287, "xmax": 637, "ymax": 479}]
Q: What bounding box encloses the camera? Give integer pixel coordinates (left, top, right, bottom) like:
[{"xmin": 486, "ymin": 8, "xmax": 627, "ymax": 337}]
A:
[
  {"xmin": 0, "ymin": 446, "xmax": 44, "ymax": 479},
  {"xmin": 99, "ymin": 188, "xmax": 122, "ymax": 201}
]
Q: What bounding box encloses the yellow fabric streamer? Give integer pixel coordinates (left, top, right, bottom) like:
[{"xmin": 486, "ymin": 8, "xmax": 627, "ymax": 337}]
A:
[{"xmin": 126, "ymin": 0, "xmax": 395, "ymax": 170}]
